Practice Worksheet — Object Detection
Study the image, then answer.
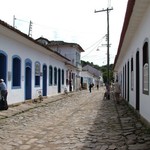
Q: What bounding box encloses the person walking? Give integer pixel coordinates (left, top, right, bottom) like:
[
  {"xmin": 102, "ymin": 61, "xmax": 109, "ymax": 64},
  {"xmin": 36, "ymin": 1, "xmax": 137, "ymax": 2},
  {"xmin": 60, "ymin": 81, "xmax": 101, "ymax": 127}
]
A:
[
  {"xmin": 0, "ymin": 79, "xmax": 8, "ymax": 110},
  {"xmin": 114, "ymin": 79, "xmax": 121, "ymax": 104},
  {"xmin": 89, "ymin": 83, "xmax": 92, "ymax": 93}
]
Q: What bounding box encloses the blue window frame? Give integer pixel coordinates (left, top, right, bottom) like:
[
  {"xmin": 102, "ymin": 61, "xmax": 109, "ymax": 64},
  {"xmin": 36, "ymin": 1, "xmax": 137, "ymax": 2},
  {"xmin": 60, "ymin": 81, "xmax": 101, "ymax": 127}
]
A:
[
  {"xmin": 35, "ymin": 61, "xmax": 40, "ymax": 87},
  {"xmin": 12, "ymin": 56, "xmax": 21, "ymax": 88}
]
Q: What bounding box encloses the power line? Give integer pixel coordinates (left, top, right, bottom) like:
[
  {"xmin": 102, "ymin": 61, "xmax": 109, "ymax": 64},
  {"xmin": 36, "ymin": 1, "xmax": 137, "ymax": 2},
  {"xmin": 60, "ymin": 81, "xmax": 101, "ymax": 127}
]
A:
[
  {"xmin": 81, "ymin": 35, "xmax": 106, "ymax": 58},
  {"xmin": 84, "ymin": 34, "xmax": 106, "ymax": 50},
  {"xmin": 13, "ymin": 15, "xmax": 30, "ymax": 28},
  {"xmin": 12, "ymin": 16, "xmax": 103, "ymax": 40},
  {"xmin": 13, "ymin": 15, "xmax": 33, "ymax": 37}
]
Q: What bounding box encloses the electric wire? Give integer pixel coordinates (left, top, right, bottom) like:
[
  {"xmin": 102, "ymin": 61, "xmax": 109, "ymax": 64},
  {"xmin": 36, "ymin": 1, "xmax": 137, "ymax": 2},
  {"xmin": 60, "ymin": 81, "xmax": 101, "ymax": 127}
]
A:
[
  {"xmin": 13, "ymin": 17, "xmax": 103, "ymax": 37},
  {"xmin": 84, "ymin": 34, "xmax": 106, "ymax": 50},
  {"xmin": 81, "ymin": 35, "xmax": 106, "ymax": 58}
]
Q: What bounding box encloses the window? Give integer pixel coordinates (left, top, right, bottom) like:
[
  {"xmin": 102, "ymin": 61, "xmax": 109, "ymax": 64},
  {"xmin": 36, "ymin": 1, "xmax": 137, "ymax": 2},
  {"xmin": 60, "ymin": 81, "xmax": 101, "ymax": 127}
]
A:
[
  {"xmin": 12, "ymin": 56, "xmax": 21, "ymax": 88},
  {"xmin": 131, "ymin": 57, "xmax": 134, "ymax": 90},
  {"xmin": 35, "ymin": 62, "xmax": 40, "ymax": 86},
  {"xmin": 143, "ymin": 41, "xmax": 149, "ymax": 94},
  {"xmin": 76, "ymin": 52, "xmax": 81, "ymax": 63},
  {"xmin": 62, "ymin": 69, "xmax": 64, "ymax": 85},
  {"xmin": 54, "ymin": 67, "xmax": 57, "ymax": 85},
  {"xmin": 49, "ymin": 66, "xmax": 53, "ymax": 85}
]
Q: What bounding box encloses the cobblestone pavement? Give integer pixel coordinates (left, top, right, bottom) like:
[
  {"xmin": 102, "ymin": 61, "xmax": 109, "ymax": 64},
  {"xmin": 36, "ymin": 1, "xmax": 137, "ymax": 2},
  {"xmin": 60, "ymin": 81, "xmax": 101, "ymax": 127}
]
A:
[{"xmin": 0, "ymin": 88, "xmax": 150, "ymax": 150}]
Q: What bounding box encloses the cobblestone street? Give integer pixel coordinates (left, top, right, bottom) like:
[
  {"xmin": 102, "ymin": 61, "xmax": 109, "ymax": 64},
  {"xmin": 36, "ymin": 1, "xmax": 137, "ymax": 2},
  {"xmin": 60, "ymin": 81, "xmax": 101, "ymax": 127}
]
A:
[{"xmin": 0, "ymin": 88, "xmax": 150, "ymax": 150}]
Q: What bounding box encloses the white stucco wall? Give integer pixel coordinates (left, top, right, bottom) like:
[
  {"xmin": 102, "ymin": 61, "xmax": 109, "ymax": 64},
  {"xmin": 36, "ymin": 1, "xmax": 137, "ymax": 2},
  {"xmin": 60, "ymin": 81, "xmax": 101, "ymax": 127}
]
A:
[
  {"xmin": 59, "ymin": 46, "xmax": 81, "ymax": 66},
  {"xmin": 0, "ymin": 34, "xmax": 68, "ymax": 105},
  {"xmin": 116, "ymin": 5, "xmax": 150, "ymax": 122},
  {"xmin": 50, "ymin": 45, "xmax": 83, "ymax": 91}
]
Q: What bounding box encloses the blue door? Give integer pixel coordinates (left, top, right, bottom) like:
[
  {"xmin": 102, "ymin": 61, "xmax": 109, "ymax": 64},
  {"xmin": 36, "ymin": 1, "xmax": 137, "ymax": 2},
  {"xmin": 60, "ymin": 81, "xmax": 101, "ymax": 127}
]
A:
[
  {"xmin": 58, "ymin": 68, "xmax": 61, "ymax": 93},
  {"xmin": 25, "ymin": 59, "xmax": 32, "ymax": 100},
  {"xmin": 43, "ymin": 65, "xmax": 47, "ymax": 96},
  {"xmin": 0, "ymin": 52, "xmax": 7, "ymax": 83}
]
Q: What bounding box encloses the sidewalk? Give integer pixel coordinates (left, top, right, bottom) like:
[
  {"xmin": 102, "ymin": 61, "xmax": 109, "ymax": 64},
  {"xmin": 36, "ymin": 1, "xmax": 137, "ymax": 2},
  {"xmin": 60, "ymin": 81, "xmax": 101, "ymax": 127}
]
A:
[
  {"xmin": 0, "ymin": 92, "xmax": 74, "ymax": 119},
  {"xmin": 111, "ymin": 93, "xmax": 150, "ymax": 149}
]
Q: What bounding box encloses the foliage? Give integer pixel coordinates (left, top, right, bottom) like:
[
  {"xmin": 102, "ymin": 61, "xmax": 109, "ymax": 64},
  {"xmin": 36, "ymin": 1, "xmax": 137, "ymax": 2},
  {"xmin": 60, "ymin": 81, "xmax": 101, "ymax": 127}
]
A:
[{"xmin": 81, "ymin": 60, "xmax": 114, "ymax": 83}]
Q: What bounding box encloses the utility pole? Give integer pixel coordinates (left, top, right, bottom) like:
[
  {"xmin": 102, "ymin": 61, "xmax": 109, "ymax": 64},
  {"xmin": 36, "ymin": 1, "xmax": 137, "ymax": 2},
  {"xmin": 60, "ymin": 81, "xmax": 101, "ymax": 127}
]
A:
[
  {"xmin": 95, "ymin": 7, "xmax": 113, "ymax": 99},
  {"xmin": 13, "ymin": 16, "xmax": 33, "ymax": 37},
  {"xmin": 28, "ymin": 21, "xmax": 33, "ymax": 37},
  {"xmin": 13, "ymin": 15, "xmax": 16, "ymax": 28}
]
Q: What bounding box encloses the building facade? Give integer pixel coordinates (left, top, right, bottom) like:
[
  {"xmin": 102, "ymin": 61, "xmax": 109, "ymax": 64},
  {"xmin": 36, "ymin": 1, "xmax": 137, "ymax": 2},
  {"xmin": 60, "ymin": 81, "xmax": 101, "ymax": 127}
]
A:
[
  {"xmin": 114, "ymin": 0, "xmax": 150, "ymax": 124},
  {"xmin": 0, "ymin": 20, "xmax": 84, "ymax": 105},
  {"xmin": 36, "ymin": 39, "xmax": 84, "ymax": 92},
  {"xmin": 82, "ymin": 65, "xmax": 103, "ymax": 89}
]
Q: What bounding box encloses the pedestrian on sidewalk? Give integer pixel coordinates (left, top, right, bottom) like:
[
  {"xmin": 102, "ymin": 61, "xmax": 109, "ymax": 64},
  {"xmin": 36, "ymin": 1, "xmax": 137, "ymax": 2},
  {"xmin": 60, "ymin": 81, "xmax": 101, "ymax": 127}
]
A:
[
  {"xmin": 114, "ymin": 79, "xmax": 121, "ymax": 104},
  {"xmin": 104, "ymin": 82, "xmax": 110, "ymax": 99},
  {"xmin": 89, "ymin": 83, "xmax": 92, "ymax": 93},
  {"xmin": 0, "ymin": 79, "xmax": 8, "ymax": 110}
]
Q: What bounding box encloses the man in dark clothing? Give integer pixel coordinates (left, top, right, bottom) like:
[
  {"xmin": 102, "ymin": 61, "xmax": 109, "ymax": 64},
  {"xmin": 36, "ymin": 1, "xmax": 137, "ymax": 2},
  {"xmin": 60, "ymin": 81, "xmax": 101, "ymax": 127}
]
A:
[
  {"xmin": 89, "ymin": 83, "xmax": 92, "ymax": 93},
  {"xmin": 0, "ymin": 79, "xmax": 8, "ymax": 110}
]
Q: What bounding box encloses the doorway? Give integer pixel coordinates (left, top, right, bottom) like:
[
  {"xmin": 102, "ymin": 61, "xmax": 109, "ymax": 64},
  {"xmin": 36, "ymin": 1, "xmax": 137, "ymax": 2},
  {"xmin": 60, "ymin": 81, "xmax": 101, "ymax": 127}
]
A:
[
  {"xmin": 58, "ymin": 68, "xmax": 61, "ymax": 93},
  {"xmin": 25, "ymin": 59, "xmax": 32, "ymax": 100},
  {"xmin": 43, "ymin": 65, "xmax": 47, "ymax": 96},
  {"xmin": 0, "ymin": 52, "xmax": 7, "ymax": 83},
  {"xmin": 136, "ymin": 51, "xmax": 140, "ymax": 111},
  {"xmin": 127, "ymin": 61, "xmax": 129, "ymax": 102}
]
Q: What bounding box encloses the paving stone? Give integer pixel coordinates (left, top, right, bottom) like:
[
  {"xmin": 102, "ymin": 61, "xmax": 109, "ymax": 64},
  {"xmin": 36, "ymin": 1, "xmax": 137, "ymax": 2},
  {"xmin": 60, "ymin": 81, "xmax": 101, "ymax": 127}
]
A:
[
  {"xmin": 26, "ymin": 138, "xmax": 38, "ymax": 144},
  {"xmin": 128, "ymin": 144, "xmax": 149, "ymax": 150},
  {"xmin": 108, "ymin": 144, "xmax": 117, "ymax": 149},
  {"xmin": 0, "ymin": 88, "xmax": 150, "ymax": 149},
  {"xmin": 19, "ymin": 144, "xmax": 31, "ymax": 150},
  {"xmin": 100, "ymin": 145, "xmax": 109, "ymax": 150}
]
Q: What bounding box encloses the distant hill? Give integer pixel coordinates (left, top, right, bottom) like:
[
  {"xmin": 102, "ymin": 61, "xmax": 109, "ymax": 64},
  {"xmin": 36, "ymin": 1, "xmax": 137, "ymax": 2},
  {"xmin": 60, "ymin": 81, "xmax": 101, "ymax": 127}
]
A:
[{"xmin": 81, "ymin": 60, "xmax": 114, "ymax": 83}]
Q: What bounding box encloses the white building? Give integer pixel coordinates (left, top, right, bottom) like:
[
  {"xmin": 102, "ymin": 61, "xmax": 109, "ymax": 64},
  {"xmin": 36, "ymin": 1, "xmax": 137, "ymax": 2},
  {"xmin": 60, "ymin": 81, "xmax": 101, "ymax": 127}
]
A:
[
  {"xmin": 114, "ymin": 0, "xmax": 150, "ymax": 125},
  {"xmin": 0, "ymin": 20, "xmax": 84, "ymax": 105},
  {"xmin": 36, "ymin": 39, "xmax": 84, "ymax": 92},
  {"xmin": 82, "ymin": 65, "xmax": 103, "ymax": 87},
  {"xmin": 80, "ymin": 70, "xmax": 94, "ymax": 90}
]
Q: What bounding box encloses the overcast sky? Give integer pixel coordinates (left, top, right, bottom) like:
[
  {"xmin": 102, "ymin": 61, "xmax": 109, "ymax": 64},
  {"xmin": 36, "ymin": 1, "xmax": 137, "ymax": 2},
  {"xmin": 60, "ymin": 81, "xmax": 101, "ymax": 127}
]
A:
[{"xmin": 0, "ymin": 0, "xmax": 128, "ymax": 66}]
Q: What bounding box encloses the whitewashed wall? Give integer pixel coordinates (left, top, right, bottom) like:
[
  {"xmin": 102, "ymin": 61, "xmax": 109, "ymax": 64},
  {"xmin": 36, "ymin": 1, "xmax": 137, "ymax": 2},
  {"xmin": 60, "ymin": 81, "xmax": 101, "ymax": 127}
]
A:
[
  {"xmin": 116, "ymin": 5, "xmax": 150, "ymax": 122},
  {"xmin": 0, "ymin": 34, "xmax": 67, "ymax": 105},
  {"xmin": 50, "ymin": 45, "xmax": 82, "ymax": 91}
]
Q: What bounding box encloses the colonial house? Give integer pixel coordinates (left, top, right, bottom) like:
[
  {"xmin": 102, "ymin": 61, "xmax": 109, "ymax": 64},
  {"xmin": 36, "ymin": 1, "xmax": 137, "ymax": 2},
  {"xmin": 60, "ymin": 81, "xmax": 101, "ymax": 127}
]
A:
[
  {"xmin": 80, "ymin": 70, "xmax": 95, "ymax": 90},
  {"xmin": 36, "ymin": 38, "xmax": 84, "ymax": 91},
  {"xmin": 0, "ymin": 20, "xmax": 84, "ymax": 105},
  {"xmin": 113, "ymin": 0, "xmax": 150, "ymax": 125},
  {"xmin": 82, "ymin": 65, "xmax": 103, "ymax": 89}
]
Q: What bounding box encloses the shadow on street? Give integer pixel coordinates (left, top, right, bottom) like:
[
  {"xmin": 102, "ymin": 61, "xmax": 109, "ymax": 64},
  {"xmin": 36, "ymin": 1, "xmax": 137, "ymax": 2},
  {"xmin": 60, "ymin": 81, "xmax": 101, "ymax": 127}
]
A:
[{"xmin": 80, "ymin": 91, "xmax": 150, "ymax": 150}]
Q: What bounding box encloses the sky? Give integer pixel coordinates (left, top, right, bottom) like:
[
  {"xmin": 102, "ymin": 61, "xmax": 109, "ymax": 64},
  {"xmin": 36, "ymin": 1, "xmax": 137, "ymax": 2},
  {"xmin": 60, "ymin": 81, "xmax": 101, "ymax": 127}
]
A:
[{"xmin": 0, "ymin": 0, "xmax": 128, "ymax": 66}]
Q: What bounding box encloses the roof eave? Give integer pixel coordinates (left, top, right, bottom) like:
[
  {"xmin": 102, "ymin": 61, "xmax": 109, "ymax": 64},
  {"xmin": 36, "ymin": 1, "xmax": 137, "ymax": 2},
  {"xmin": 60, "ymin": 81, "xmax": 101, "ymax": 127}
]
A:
[
  {"xmin": 113, "ymin": 0, "xmax": 135, "ymax": 70},
  {"xmin": 0, "ymin": 20, "xmax": 70, "ymax": 62}
]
